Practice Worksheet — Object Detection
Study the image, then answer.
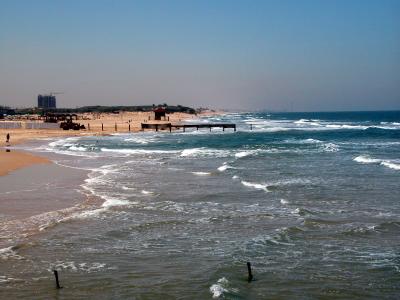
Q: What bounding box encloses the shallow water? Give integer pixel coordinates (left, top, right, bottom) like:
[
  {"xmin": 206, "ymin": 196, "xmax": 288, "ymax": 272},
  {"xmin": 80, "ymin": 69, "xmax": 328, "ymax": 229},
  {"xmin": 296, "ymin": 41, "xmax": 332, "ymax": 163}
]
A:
[{"xmin": 1, "ymin": 111, "xmax": 400, "ymax": 299}]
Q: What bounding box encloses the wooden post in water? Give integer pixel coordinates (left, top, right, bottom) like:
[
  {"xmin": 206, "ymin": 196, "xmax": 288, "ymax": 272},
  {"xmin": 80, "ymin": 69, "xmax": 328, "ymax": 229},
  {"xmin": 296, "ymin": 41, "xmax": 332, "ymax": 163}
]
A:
[
  {"xmin": 115, "ymin": 123, "xmax": 117, "ymax": 131},
  {"xmin": 223, "ymin": 126, "xmax": 225, "ymax": 132},
  {"xmin": 247, "ymin": 262, "xmax": 253, "ymax": 282},
  {"xmin": 169, "ymin": 124, "xmax": 172, "ymax": 132},
  {"xmin": 155, "ymin": 124, "xmax": 158, "ymax": 132},
  {"xmin": 210, "ymin": 127, "xmax": 212, "ymax": 132},
  {"xmin": 88, "ymin": 123, "xmax": 90, "ymax": 131},
  {"xmin": 183, "ymin": 126, "xmax": 185, "ymax": 132},
  {"xmin": 196, "ymin": 126, "xmax": 199, "ymax": 131},
  {"xmin": 234, "ymin": 125, "xmax": 237, "ymax": 132},
  {"xmin": 102, "ymin": 123, "xmax": 104, "ymax": 131},
  {"xmin": 53, "ymin": 270, "xmax": 62, "ymax": 289},
  {"xmin": 129, "ymin": 124, "xmax": 131, "ymax": 132},
  {"xmin": 250, "ymin": 124, "xmax": 253, "ymax": 130}
]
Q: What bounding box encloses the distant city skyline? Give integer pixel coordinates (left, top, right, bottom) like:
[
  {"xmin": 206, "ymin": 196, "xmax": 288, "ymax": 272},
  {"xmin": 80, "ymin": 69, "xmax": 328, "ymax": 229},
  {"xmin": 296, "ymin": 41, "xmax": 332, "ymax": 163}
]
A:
[{"xmin": 1, "ymin": 0, "xmax": 399, "ymax": 111}]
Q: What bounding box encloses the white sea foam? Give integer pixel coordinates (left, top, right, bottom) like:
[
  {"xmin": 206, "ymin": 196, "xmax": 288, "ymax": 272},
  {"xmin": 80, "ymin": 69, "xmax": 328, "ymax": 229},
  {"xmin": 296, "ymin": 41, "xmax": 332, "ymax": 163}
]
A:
[
  {"xmin": 241, "ymin": 180, "xmax": 269, "ymax": 192},
  {"xmin": 191, "ymin": 172, "xmax": 212, "ymax": 176},
  {"xmin": 381, "ymin": 161, "xmax": 400, "ymax": 170},
  {"xmin": 326, "ymin": 124, "xmax": 368, "ymax": 130},
  {"xmin": 304, "ymin": 138, "xmax": 323, "ymax": 143},
  {"xmin": 0, "ymin": 246, "xmax": 23, "ymax": 260},
  {"xmin": 180, "ymin": 148, "xmax": 230, "ymax": 158},
  {"xmin": 280, "ymin": 199, "xmax": 289, "ymax": 204},
  {"xmin": 49, "ymin": 261, "xmax": 108, "ymax": 273},
  {"xmin": 210, "ymin": 277, "xmax": 231, "ymax": 298},
  {"xmin": 354, "ymin": 155, "xmax": 400, "ymax": 171},
  {"xmin": 235, "ymin": 151, "xmax": 252, "ymax": 158},
  {"xmin": 101, "ymin": 148, "xmax": 176, "ymax": 155},
  {"xmin": 217, "ymin": 163, "xmax": 231, "ymax": 172},
  {"xmin": 124, "ymin": 136, "xmax": 157, "ymax": 144},
  {"xmin": 322, "ymin": 142, "xmax": 339, "ymax": 152},
  {"xmin": 101, "ymin": 196, "xmax": 131, "ymax": 208},
  {"xmin": 68, "ymin": 146, "xmax": 87, "ymax": 152},
  {"xmin": 354, "ymin": 155, "xmax": 381, "ymax": 164},
  {"xmin": 294, "ymin": 119, "xmax": 321, "ymax": 126},
  {"xmin": 121, "ymin": 186, "xmax": 136, "ymax": 191},
  {"xmin": 141, "ymin": 190, "xmax": 153, "ymax": 195}
]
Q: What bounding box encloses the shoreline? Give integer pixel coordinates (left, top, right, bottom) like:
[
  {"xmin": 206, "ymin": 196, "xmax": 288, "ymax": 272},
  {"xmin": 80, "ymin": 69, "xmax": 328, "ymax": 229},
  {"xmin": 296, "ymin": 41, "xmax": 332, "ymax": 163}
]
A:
[{"xmin": 0, "ymin": 110, "xmax": 225, "ymax": 176}]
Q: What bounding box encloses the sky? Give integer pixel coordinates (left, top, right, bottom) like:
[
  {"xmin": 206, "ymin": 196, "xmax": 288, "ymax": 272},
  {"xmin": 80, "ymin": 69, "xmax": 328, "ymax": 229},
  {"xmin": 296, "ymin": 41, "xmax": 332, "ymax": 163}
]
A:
[{"xmin": 0, "ymin": 0, "xmax": 399, "ymax": 111}]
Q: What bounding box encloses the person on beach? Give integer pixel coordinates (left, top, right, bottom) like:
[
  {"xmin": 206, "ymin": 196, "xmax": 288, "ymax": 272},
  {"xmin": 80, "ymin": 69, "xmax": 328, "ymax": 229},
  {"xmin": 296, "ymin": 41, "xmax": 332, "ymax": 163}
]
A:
[{"xmin": 6, "ymin": 133, "xmax": 10, "ymax": 144}]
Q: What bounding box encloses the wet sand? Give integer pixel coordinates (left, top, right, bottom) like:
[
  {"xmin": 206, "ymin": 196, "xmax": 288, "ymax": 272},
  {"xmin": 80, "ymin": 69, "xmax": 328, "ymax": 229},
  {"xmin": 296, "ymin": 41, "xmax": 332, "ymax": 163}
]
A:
[
  {"xmin": 0, "ymin": 160, "xmax": 91, "ymax": 249},
  {"xmin": 0, "ymin": 149, "xmax": 50, "ymax": 176}
]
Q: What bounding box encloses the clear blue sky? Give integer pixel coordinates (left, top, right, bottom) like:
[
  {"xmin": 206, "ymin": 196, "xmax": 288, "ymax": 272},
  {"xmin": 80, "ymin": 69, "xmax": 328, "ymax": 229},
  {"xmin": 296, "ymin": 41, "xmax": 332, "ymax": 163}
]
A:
[{"xmin": 0, "ymin": 0, "xmax": 399, "ymax": 111}]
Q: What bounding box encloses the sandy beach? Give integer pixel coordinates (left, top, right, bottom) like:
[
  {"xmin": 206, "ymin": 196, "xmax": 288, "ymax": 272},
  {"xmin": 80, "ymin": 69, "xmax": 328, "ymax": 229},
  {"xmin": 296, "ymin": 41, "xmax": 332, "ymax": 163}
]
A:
[
  {"xmin": 0, "ymin": 150, "xmax": 50, "ymax": 176},
  {"xmin": 0, "ymin": 111, "xmax": 203, "ymax": 176}
]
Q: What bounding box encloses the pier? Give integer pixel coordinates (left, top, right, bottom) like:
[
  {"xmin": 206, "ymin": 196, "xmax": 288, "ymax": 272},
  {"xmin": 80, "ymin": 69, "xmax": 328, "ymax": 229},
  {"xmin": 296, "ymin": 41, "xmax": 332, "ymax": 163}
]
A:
[{"xmin": 141, "ymin": 123, "xmax": 236, "ymax": 132}]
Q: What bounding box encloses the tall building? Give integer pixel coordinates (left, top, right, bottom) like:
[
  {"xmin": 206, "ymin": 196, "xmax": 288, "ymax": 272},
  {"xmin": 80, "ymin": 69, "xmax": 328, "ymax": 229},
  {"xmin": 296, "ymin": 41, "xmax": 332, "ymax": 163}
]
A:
[{"xmin": 37, "ymin": 94, "xmax": 56, "ymax": 109}]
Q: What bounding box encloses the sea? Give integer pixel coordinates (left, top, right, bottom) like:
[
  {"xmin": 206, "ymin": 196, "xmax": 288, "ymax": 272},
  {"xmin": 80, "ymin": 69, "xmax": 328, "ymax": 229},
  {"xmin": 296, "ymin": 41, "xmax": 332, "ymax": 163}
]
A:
[{"xmin": 1, "ymin": 111, "xmax": 399, "ymax": 299}]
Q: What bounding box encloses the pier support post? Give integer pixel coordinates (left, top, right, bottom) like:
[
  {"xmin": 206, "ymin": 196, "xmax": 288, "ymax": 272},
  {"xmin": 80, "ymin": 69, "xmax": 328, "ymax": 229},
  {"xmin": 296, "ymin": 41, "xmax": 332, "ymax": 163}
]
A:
[
  {"xmin": 210, "ymin": 127, "xmax": 212, "ymax": 132},
  {"xmin": 223, "ymin": 126, "xmax": 225, "ymax": 132},
  {"xmin": 88, "ymin": 123, "xmax": 90, "ymax": 131},
  {"xmin": 53, "ymin": 270, "xmax": 62, "ymax": 289},
  {"xmin": 156, "ymin": 124, "xmax": 158, "ymax": 132},
  {"xmin": 102, "ymin": 123, "xmax": 104, "ymax": 131},
  {"xmin": 196, "ymin": 126, "xmax": 199, "ymax": 131},
  {"xmin": 169, "ymin": 125, "xmax": 172, "ymax": 132},
  {"xmin": 115, "ymin": 123, "xmax": 117, "ymax": 131},
  {"xmin": 129, "ymin": 124, "xmax": 131, "ymax": 132},
  {"xmin": 250, "ymin": 124, "xmax": 253, "ymax": 130},
  {"xmin": 234, "ymin": 125, "xmax": 236, "ymax": 132},
  {"xmin": 247, "ymin": 262, "xmax": 253, "ymax": 282},
  {"xmin": 183, "ymin": 126, "xmax": 185, "ymax": 132}
]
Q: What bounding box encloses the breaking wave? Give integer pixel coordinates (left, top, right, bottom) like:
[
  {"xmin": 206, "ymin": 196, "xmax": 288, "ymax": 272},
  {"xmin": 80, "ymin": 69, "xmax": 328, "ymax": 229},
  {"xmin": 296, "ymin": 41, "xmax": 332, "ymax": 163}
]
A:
[{"xmin": 354, "ymin": 155, "xmax": 400, "ymax": 170}]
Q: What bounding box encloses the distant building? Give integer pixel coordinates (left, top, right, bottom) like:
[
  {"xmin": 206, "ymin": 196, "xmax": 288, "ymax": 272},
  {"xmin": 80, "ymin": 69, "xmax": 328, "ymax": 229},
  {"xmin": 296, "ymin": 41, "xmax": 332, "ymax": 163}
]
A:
[
  {"xmin": 153, "ymin": 107, "xmax": 166, "ymax": 120},
  {"xmin": 38, "ymin": 94, "xmax": 56, "ymax": 109}
]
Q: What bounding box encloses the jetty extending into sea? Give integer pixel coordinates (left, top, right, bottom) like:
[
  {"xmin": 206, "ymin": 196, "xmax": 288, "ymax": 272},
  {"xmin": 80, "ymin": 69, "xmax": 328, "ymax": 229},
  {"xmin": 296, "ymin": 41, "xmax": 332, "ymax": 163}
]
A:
[{"xmin": 141, "ymin": 123, "xmax": 236, "ymax": 132}]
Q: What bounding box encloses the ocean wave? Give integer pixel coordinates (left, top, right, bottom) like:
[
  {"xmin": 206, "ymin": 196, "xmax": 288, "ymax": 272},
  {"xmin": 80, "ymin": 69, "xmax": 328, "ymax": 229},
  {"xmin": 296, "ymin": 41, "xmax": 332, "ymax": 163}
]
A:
[
  {"xmin": 0, "ymin": 246, "xmax": 24, "ymax": 260},
  {"xmin": 101, "ymin": 148, "xmax": 177, "ymax": 155},
  {"xmin": 217, "ymin": 163, "xmax": 233, "ymax": 172},
  {"xmin": 123, "ymin": 135, "xmax": 158, "ymax": 144},
  {"xmin": 180, "ymin": 148, "xmax": 231, "ymax": 158},
  {"xmin": 234, "ymin": 149, "xmax": 264, "ymax": 158},
  {"xmin": 101, "ymin": 196, "xmax": 132, "ymax": 208},
  {"xmin": 141, "ymin": 190, "xmax": 154, "ymax": 195},
  {"xmin": 241, "ymin": 180, "xmax": 269, "ymax": 192},
  {"xmin": 353, "ymin": 155, "xmax": 400, "ymax": 170},
  {"xmin": 49, "ymin": 261, "xmax": 108, "ymax": 273},
  {"xmin": 294, "ymin": 119, "xmax": 321, "ymax": 126},
  {"xmin": 322, "ymin": 142, "xmax": 339, "ymax": 152},
  {"xmin": 68, "ymin": 145, "xmax": 87, "ymax": 152},
  {"xmin": 209, "ymin": 277, "xmax": 238, "ymax": 298},
  {"xmin": 380, "ymin": 161, "xmax": 400, "ymax": 170},
  {"xmin": 191, "ymin": 171, "xmax": 212, "ymax": 176}
]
